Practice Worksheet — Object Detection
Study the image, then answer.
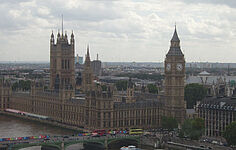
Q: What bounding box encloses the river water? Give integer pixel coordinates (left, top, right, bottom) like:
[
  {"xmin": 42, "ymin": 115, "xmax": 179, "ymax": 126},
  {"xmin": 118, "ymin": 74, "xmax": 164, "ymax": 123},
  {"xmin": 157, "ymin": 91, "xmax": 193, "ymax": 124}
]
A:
[
  {"xmin": 0, "ymin": 114, "xmax": 146, "ymax": 150},
  {"xmin": 0, "ymin": 114, "xmax": 76, "ymax": 138}
]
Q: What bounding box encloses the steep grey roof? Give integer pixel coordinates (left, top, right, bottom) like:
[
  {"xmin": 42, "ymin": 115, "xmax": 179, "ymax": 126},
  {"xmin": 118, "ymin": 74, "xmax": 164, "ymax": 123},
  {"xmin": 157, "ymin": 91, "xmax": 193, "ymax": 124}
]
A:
[
  {"xmin": 186, "ymin": 109, "xmax": 195, "ymax": 114},
  {"xmin": 199, "ymin": 71, "xmax": 210, "ymax": 76},
  {"xmin": 166, "ymin": 27, "xmax": 183, "ymax": 56},
  {"xmin": 198, "ymin": 97, "xmax": 236, "ymax": 111},
  {"xmin": 167, "ymin": 47, "xmax": 183, "ymax": 56},
  {"xmin": 186, "ymin": 75, "xmax": 236, "ymax": 85},
  {"xmin": 171, "ymin": 27, "xmax": 180, "ymax": 42}
]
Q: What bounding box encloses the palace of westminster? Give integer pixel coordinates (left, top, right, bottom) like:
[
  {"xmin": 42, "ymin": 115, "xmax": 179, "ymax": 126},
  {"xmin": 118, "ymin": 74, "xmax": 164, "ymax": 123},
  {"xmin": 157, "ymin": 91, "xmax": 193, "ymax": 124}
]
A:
[
  {"xmin": 0, "ymin": 26, "xmax": 186, "ymax": 130},
  {"xmin": 0, "ymin": 23, "xmax": 202, "ymax": 131}
]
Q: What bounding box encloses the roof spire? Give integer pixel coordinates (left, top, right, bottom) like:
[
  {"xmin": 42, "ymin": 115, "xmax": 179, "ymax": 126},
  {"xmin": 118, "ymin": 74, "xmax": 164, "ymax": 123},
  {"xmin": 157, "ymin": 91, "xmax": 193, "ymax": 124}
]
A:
[
  {"xmin": 171, "ymin": 23, "xmax": 179, "ymax": 42},
  {"xmin": 87, "ymin": 44, "xmax": 90, "ymax": 57},
  {"xmin": 84, "ymin": 44, "xmax": 91, "ymax": 66},
  {"xmin": 166, "ymin": 25, "xmax": 183, "ymax": 56},
  {"xmin": 71, "ymin": 30, "xmax": 74, "ymax": 38},
  {"xmin": 61, "ymin": 14, "xmax": 63, "ymax": 35},
  {"xmin": 51, "ymin": 30, "xmax": 54, "ymax": 38}
]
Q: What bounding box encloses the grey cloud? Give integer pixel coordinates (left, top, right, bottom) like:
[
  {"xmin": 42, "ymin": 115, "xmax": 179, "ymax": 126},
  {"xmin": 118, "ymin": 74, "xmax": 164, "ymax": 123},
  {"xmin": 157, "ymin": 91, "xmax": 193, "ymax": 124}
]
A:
[
  {"xmin": 0, "ymin": 5, "xmax": 29, "ymax": 32},
  {"xmin": 35, "ymin": 1, "xmax": 123, "ymax": 22},
  {"xmin": 0, "ymin": 0, "xmax": 236, "ymax": 62},
  {"xmin": 180, "ymin": 0, "xmax": 236, "ymax": 8}
]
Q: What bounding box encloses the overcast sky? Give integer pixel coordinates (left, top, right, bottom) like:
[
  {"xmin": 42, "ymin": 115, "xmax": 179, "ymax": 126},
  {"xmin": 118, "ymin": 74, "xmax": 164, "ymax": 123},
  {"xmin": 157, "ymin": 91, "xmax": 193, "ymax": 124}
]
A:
[{"xmin": 0, "ymin": 0, "xmax": 236, "ymax": 63}]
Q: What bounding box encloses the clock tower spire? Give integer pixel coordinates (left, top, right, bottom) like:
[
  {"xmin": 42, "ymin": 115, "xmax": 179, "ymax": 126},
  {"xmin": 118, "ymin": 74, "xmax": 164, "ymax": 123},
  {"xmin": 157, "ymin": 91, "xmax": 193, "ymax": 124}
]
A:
[{"xmin": 164, "ymin": 26, "xmax": 186, "ymax": 123}]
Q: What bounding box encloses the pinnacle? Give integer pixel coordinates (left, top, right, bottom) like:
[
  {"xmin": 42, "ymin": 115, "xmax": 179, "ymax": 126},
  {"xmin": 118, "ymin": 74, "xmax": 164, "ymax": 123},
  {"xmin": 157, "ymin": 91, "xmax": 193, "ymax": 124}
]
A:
[{"xmin": 171, "ymin": 26, "xmax": 180, "ymax": 42}]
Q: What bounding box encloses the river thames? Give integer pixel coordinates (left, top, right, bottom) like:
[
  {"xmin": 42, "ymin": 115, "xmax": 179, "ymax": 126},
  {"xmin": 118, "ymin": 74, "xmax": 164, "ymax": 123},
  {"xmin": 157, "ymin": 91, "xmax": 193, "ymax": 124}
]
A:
[
  {"xmin": 0, "ymin": 114, "xmax": 76, "ymax": 138},
  {"xmin": 0, "ymin": 114, "xmax": 145, "ymax": 150}
]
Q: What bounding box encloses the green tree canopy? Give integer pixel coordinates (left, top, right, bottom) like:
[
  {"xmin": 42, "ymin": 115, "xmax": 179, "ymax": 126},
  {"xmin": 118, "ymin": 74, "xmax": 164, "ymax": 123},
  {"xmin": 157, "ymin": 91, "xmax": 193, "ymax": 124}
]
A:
[
  {"xmin": 12, "ymin": 80, "xmax": 31, "ymax": 91},
  {"xmin": 147, "ymin": 84, "xmax": 158, "ymax": 94},
  {"xmin": 223, "ymin": 121, "xmax": 236, "ymax": 146},
  {"xmin": 184, "ymin": 83, "xmax": 207, "ymax": 109},
  {"xmin": 115, "ymin": 80, "xmax": 128, "ymax": 91},
  {"xmin": 181, "ymin": 118, "xmax": 205, "ymax": 140},
  {"xmin": 161, "ymin": 116, "xmax": 178, "ymax": 131},
  {"xmin": 101, "ymin": 85, "xmax": 107, "ymax": 91}
]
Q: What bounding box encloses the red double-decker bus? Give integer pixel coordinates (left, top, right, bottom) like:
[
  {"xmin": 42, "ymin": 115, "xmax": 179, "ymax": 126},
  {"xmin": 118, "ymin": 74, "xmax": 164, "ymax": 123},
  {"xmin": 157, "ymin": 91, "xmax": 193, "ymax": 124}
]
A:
[{"xmin": 92, "ymin": 129, "xmax": 106, "ymax": 136}]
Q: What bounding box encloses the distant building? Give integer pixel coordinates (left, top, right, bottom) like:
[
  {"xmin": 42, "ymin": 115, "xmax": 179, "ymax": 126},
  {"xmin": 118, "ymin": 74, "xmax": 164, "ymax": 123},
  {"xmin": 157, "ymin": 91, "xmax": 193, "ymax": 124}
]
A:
[
  {"xmin": 186, "ymin": 72, "xmax": 236, "ymax": 97},
  {"xmin": 196, "ymin": 97, "xmax": 236, "ymax": 136},
  {"xmin": 75, "ymin": 54, "xmax": 83, "ymax": 64},
  {"xmin": 91, "ymin": 54, "xmax": 102, "ymax": 76},
  {"xmin": 0, "ymin": 79, "xmax": 11, "ymax": 111},
  {"xmin": 186, "ymin": 109, "xmax": 197, "ymax": 119}
]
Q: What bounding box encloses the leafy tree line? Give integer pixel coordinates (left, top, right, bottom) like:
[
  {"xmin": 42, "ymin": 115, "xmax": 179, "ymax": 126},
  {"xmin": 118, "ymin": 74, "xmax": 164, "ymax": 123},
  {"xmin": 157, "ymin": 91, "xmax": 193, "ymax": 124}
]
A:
[
  {"xmin": 12, "ymin": 80, "xmax": 31, "ymax": 91},
  {"xmin": 223, "ymin": 121, "xmax": 236, "ymax": 146},
  {"xmin": 184, "ymin": 83, "xmax": 207, "ymax": 109},
  {"xmin": 161, "ymin": 116, "xmax": 205, "ymax": 140},
  {"xmin": 115, "ymin": 80, "xmax": 128, "ymax": 91},
  {"xmin": 115, "ymin": 80, "xmax": 158, "ymax": 94},
  {"xmin": 147, "ymin": 84, "xmax": 158, "ymax": 94},
  {"xmin": 161, "ymin": 116, "xmax": 178, "ymax": 130},
  {"xmin": 180, "ymin": 118, "xmax": 205, "ymax": 140}
]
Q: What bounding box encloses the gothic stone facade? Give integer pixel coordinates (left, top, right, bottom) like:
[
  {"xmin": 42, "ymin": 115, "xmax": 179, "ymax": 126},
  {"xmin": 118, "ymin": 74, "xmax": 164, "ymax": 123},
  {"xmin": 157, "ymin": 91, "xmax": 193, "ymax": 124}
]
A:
[
  {"xmin": 164, "ymin": 27, "xmax": 186, "ymax": 123},
  {"xmin": 196, "ymin": 97, "xmax": 236, "ymax": 136},
  {"xmin": 1, "ymin": 28, "xmax": 186, "ymax": 130}
]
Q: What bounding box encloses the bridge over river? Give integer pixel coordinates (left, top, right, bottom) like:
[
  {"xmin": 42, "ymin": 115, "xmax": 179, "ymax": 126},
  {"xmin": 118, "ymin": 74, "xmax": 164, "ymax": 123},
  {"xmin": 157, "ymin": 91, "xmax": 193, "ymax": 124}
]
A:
[{"xmin": 4, "ymin": 135, "xmax": 141, "ymax": 150}]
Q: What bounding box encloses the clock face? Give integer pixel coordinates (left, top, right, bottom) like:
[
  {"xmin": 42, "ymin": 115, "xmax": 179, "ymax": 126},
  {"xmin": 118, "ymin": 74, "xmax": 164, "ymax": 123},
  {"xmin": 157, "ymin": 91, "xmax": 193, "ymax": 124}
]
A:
[
  {"xmin": 176, "ymin": 63, "xmax": 183, "ymax": 71},
  {"xmin": 166, "ymin": 63, "xmax": 171, "ymax": 71}
]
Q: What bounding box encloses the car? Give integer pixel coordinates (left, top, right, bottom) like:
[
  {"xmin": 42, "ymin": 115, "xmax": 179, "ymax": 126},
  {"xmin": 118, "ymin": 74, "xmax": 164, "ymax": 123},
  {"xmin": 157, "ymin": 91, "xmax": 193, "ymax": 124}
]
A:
[
  {"xmin": 44, "ymin": 139, "xmax": 50, "ymax": 141},
  {"xmin": 63, "ymin": 136, "xmax": 69, "ymax": 138},
  {"xmin": 212, "ymin": 140, "xmax": 218, "ymax": 144},
  {"xmin": 200, "ymin": 145, "xmax": 205, "ymax": 148},
  {"xmin": 208, "ymin": 146, "xmax": 212, "ymax": 149},
  {"xmin": 91, "ymin": 134, "xmax": 100, "ymax": 137}
]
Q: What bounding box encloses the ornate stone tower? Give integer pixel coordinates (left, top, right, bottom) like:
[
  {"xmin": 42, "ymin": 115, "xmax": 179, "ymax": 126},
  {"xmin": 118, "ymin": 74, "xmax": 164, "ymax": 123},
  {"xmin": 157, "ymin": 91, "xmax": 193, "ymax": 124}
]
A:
[
  {"xmin": 82, "ymin": 45, "xmax": 94, "ymax": 92},
  {"xmin": 0, "ymin": 79, "xmax": 12, "ymax": 111},
  {"xmin": 49, "ymin": 29, "xmax": 75, "ymax": 93},
  {"xmin": 126, "ymin": 78, "xmax": 135, "ymax": 103},
  {"xmin": 164, "ymin": 26, "xmax": 186, "ymax": 123}
]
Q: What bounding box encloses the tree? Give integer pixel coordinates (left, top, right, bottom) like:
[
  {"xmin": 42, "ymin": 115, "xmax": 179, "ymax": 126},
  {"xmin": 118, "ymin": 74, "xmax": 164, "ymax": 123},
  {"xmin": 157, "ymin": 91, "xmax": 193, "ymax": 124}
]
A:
[
  {"xmin": 181, "ymin": 118, "xmax": 205, "ymax": 140},
  {"xmin": 12, "ymin": 80, "xmax": 31, "ymax": 91},
  {"xmin": 161, "ymin": 116, "xmax": 178, "ymax": 130},
  {"xmin": 223, "ymin": 121, "xmax": 236, "ymax": 146},
  {"xmin": 115, "ymin": 80, "xmax": 128, "ymax": 91},
  {"xmin": 147, "ymin": 84, "xmax": 158, "ymax": 94},
  {"xmin": 101, "ymin": 85, "xmax": 107, "ymax": 91},
  {"xmin": 184, "ymin": 83, "xmax": 207, "ymax": 109}
]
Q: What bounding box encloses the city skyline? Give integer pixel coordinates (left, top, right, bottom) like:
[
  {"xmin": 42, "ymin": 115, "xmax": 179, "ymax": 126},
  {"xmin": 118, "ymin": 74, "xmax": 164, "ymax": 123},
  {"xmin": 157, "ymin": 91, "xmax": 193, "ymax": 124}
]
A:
[{"xmin": 0, "ymin": 0, "xmax": 236, "ymax": 63}]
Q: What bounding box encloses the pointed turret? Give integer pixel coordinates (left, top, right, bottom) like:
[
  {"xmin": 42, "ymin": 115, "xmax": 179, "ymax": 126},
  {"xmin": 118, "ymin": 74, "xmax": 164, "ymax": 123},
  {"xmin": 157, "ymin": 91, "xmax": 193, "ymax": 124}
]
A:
[
  {"xmin": 70, "ymin": 30, "xmax": 74, "ymax": 45},
  {"xmin": 61, "ymin": 14, "xmax": 64, "ymax": 37},
  {"xmin": 50, "ymin": 31, "xmax": 54, "ymax": 45},
  {"xmin": 65, "ymin": 31, "xmax": 67, "ymax": 39},
  {"xmin": 71, "ymin": 30, "xmax": 74, "ymax": 38},
  {"xmin": 171, "ymin": 25, "xmax": 180, "ymax": 42},
  {"xmin": 51, "ymin": 30, "xmax": 54, "ymax": 38},
  {"xmin": 166, "ymin": 25, "xmax": 183, "ymax": 56},
  {"xmin": 84, "ymin": 45, "xmax": 91, "ymax": 67},
  {"xmin": 57, "ymin": 29, "xmax": 60, "ymax": 38},
  {"xmin": 82, "ymin": 44, "xmax": 94, "ymax": 92}
]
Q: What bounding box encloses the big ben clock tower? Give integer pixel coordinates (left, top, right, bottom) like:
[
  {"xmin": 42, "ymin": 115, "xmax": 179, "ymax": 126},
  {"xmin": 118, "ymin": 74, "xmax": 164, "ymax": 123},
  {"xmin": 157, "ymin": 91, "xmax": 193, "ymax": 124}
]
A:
[{"xmin": 164, "ymin": 26, "xmax": 186, "ymax": 123}]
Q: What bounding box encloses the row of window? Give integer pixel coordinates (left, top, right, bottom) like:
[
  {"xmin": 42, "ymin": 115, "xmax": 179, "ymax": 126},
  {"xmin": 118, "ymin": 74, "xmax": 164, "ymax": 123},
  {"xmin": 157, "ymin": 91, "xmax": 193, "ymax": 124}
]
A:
[{"xmin": 61, "ymin": 59, "xmax": 70, "ymax": 69}]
